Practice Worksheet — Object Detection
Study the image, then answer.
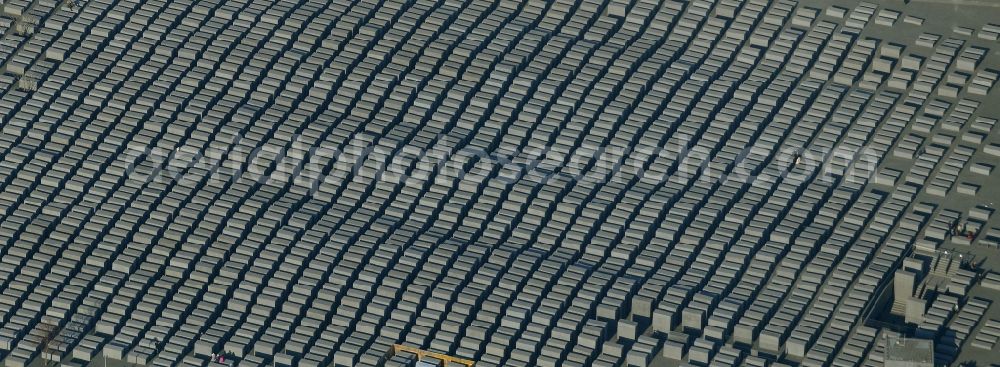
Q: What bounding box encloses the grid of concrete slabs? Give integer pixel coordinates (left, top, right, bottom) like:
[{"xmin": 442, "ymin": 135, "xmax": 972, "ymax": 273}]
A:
[{"xmin": 0, "ymin": 0, "xmax": 998, "ymax": 366}]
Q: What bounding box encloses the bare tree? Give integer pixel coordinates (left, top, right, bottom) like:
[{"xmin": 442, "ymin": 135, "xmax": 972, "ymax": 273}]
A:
[
  {"xmin": 38, "ymin": 322, "xmax": 60, "ymax": 367},
  {"xmin": 17, "ymin": 76, "xmax": 38, "ymax": 92},
  {"xmin": 14, "ymin": 17, "xmax": 37, "ymax": 36}
]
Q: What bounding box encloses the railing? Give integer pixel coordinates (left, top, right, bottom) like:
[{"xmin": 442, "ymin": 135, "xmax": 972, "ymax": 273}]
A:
[{"xmin": 384, "ymin": 344, "xmax": 476, "ymax": 367}]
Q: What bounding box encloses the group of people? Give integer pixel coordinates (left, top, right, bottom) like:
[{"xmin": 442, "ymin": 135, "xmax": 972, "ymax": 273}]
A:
[
  {"xmin": 952, "ymin": 218, "xmax": 976, "ymax": 240},
  {"xmin": 210, "ymin": 352, "xmax": 231, "ymax": 365}
]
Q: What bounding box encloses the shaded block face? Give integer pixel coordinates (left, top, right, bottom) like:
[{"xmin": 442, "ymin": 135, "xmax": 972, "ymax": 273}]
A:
[
  {"xmin": 906, "ymin": 297, "xmax": 927, "ymax": 324},
  {"xmin": 652, "ymin": 309, "xmax": 676, "ymax": 333},
  {"xmin": 625, "ymin": 349, "xmax": 651, "ymax": 367},
  {"xmin": 617, "ymin": 319, "xmax": 638, "ymax": 341},
  {"xmin": 602, "ymin": 342, "xmax": 625, "ymax": 358},
  {"xmin": 733, "ymin": 323, "xmax": 757, "ymax": 345},
  {"xmin": 661, "ymin": 341, "xmax": 685, "ymax": 361},
  {"xmin": 103, "ymin": 343, "xmax": 127, "ymax": 361},
  {"xmin": 894, "ymin": 269, "xmax": 916, "ymax": 301},
  {"xmin": 758, "ymin": 330, "xmax": 783, "ymax": 355},
  {"xmin": 596, "ymin": 304, "xmax": 619, "ymax": 321},
  {"xmin": 703, "ymin": 325, "xmax": 726, "ymax": 341},
  {"xmin": 681, "ymin": 306, "xmax": 705, "ymax": 331},
  {"xmin": 785, "ymin": 336, "xmax": 809, "ymax": 359},
  {"xmin": 985, "ymin": 143, "xmax": 1000, "ymax": 157},
  {"xmin": 607, "ymin": 3, "xmax": 626, "ymax": 18},
  {"xmin": 687, "ymin": 345, "xmax": 711, "ymax": 365},
  {"xmin": 631, "ymin": 295, "xmax": 654, "ymax": 319},
  {"xmin": 983, "ymin": 273, "xmax": 1000, "ymax": 291},
  {"xmin": 957, "ymin": 182, "xmax": 980, "ymax": 196}
]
